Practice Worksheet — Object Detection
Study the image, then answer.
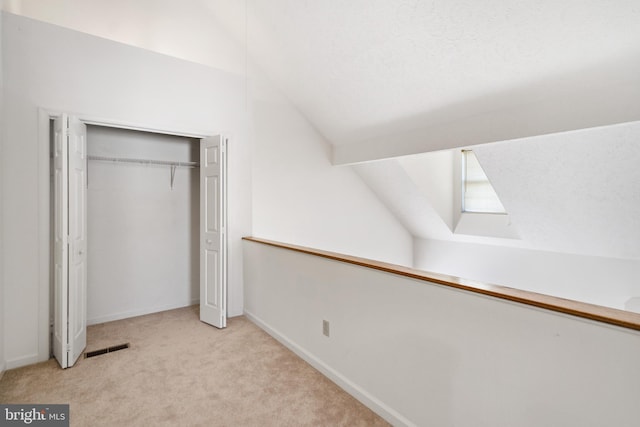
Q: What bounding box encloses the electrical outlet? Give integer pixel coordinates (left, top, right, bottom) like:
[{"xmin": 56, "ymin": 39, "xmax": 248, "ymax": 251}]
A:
[{"xmin": 322, "ymin": 320, "xmax": 330, "ymax": 337}]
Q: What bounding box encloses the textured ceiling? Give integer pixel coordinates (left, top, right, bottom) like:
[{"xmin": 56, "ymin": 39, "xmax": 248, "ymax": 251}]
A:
[
  {"xmin": 223, "ymin": 0, "xmax": 640, "ymax": 149},
  {"xmin": 474, "ymin": 121, "xmax": 640, "ymax": 260},
  {"xmin": 4, "ymin": 1, "xmax": 639, "ymax": 259},
  {"xmin": 355, "ymin": 121, "xmax": 640, "ymax": 260},
  {"xmin": 8, "ymin": 1, "xmax": 640, "ymax": 155}
]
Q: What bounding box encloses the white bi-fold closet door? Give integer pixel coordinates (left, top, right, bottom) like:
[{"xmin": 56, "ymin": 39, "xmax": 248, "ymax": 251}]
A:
[
  {"xmin": 52, "ymin": 114, "xmax": 88, "ymax": 368},
  {"xmin": 200, "ymin": 137, "xmax": 228, "ymax": 329},
  {"xmin": 52, "ymin": 115, "xmax": 227, "ymax": 369}
]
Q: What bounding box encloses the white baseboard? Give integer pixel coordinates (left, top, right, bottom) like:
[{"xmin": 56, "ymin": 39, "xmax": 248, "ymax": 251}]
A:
[
  {"xmin": 87, "ymin": 299, "xmax": 199, "ymax": 325},
  {"xmin": 244, "ymin": 310, "xmax": 415, "ymax": 427}
]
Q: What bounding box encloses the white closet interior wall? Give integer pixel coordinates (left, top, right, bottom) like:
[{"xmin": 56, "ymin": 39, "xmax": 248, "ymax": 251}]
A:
[{"xmin": 85, "ymin": 125, "xmax": 199, "ymax": 324}]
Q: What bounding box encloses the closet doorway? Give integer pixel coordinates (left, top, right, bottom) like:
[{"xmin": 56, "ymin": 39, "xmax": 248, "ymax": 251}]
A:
[{"xmin": 50, "ymin": 114, "xmax": 228, "ymax": 368}]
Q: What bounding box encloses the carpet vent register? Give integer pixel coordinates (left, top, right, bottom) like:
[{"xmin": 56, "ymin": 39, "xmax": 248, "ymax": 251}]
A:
[{"xmin": 85, "ymin": 343, "xmax": 130, "ymax": 359}]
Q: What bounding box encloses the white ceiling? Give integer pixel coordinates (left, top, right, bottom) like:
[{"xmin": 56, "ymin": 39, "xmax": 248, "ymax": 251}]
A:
[
  {"xmin": 8, "ymin": 1, "xmax": 640, "ymax": 156},
  {"xmin": 474, "ymin": 121, "xmax": 640, "ymax": 260},
  {"xmin": 355, "ymin": 121, "xmax": 640, "ymax": 260},
  {"xmin": 4, "ymin": 1, "xmax": 639, "ymax": 259},
  {"xmin": 227, "ymin": 0, "xmax": 640, "ymax": 259},
  {"xmin": 216, "ymin": 0, "xmax": 640, "ymax": 149}
]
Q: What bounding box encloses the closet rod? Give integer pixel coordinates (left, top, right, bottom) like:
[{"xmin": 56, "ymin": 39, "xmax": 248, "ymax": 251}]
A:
[{"xmin": 87, "ymin": 155, "xmax": 199, "ymax": 168}]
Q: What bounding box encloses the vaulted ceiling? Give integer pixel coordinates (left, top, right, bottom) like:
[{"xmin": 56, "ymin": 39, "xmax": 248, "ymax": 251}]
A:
[
  {"xmin": 4, "ymin": 0, "xmax": 640, "ymax": 260},
  {"xmin": 204, "ymin": 0, "xmax": 640, "ymax": 160},
  {"xmin": 8, "ymin": 1, "xmax": 640, "ymax": 159},
  {"xmin": 354, "ymin": 121, "xmax": 640, "ymax": 260}
]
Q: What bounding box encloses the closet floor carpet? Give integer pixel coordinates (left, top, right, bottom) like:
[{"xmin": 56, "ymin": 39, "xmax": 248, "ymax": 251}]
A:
[{"xmin": 0, "ymin": 306, "xmax": 388, "ymax": 426}]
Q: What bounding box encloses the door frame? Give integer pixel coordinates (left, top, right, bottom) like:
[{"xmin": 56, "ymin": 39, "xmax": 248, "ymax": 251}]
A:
[{"xmin": 37, "ymin": 108, "xmax": 226, "ymax": 363}]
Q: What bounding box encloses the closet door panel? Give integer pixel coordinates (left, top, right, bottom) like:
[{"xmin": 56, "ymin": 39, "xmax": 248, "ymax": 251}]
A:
[
  {"xmin": 52, "ymin": 114, "xmax": 69, "ymax": 368},
  {"xmin": 52, "ymin": 114, "xmax": 87, "ymax": 369},
  {"xmin": 200, "ymin": 135, "xmax": 227, "ymax": 328},
  {"xmin": 67, "ymin": 116, "xmax": 88, "ymax": 366}
]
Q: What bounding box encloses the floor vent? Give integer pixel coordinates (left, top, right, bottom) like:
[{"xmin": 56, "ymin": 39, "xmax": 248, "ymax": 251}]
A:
[{"xmin": 85, "ymin": 343, "xmax": 130, "ymax": 359}]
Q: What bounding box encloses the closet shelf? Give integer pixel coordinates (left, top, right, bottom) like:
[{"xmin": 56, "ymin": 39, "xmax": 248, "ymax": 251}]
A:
[{"xmin": 87, "ymin": 155, "xmax": 199, "ymax": 168}]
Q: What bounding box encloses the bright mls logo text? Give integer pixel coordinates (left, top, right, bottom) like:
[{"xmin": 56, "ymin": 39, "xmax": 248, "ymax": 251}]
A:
[{"xmin": 2, "ymin": 405, "xmax": 69, "ymax": 426}]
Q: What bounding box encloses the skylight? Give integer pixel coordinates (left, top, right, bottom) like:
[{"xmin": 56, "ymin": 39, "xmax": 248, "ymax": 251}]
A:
[{"xmin": 462, "ymin": 150, "xmax": 506, "ymax": 214}]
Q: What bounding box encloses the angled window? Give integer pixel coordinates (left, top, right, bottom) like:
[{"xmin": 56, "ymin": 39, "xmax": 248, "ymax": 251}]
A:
[{"xmin": 462, "ymin": 150, "xmax": 506, "ymax": 214}]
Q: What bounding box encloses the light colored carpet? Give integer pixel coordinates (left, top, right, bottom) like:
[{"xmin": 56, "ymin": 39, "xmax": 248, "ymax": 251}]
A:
[{"xmin": 0, "ymin": 306, "xmax": 388, "ymax": 426}]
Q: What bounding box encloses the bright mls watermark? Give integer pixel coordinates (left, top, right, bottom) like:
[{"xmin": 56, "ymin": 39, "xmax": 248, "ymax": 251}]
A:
[{"xmin": 1, "ymin": 405, "xmax": 69, "ymax": 426}]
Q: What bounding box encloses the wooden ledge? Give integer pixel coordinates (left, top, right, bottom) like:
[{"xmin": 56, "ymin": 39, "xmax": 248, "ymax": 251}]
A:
[{"xmin": 243, "ymin": 237, "xmax": 640, "ymax": 332}]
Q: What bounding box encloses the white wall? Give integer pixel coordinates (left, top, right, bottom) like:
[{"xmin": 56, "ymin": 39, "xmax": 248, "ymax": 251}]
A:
[
  {"xmin": 86, "ymin": 126, "xmax": 200, "ymax": 324},
  {"xmin": 1, "ymin": 0, "xmax": 246, "ymax": 75},
  {"xmin": 414, "ymin": 238, "xmax": 640, "ymax": 312},
  {"xmin": 355, "ymin": 121, "xmax": 640, "ymax": 311},
  {"xmin": 0, "ymin": 0, "xmax": 5, "ymax": 377},
  {"xmin": 250, "ymin": 75, "xmax": 413, "ymax": 266},
  {"xmin": 2, "ymin": 11, "xmax": 413, "ymax": 371},
  {"xmin": 244, "ymin": 240, "xmax": 640, "ymax": 427},
  {"xmin": 1, "ymin": 12, "xmax": 249, "ymax": 369}
]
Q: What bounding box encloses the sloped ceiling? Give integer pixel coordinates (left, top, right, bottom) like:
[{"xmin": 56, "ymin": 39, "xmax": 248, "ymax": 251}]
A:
[
  {"xmin": 8, "ymin": 1, "xmax": 640, "ymax": 159},
  {"xmin": 474, "ymin": 121, "xmax": 640, "ymax": 260},
  {"xmin": 2, "ymin": 0, "xmax": 247, "ymax": 74},
  {"xmin": 352, "ymin": 159, "xmax": 453, "ymax": 241},
  {"xmin": 214, "ymin": 0, "xmax": 639, "ymax": 260},
  {"xmin": 356, "ymin": 121, "xmax": 640, "ymax": 260},
  {"xmin": 204, "ymin": 0, "xmax": 640, "ymax": 161},
  {"xmin": 5, "ymin": 1, "xmax": 639, "ymax": 260}
]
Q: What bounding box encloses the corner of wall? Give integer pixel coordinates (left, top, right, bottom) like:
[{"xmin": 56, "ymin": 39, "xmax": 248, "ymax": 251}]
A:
[
  {"xmin": 0, "ymin": 7, "xmax": 6, "ymax": 377},
  {"xmin": 249, "ymin": 73, "xmax": 414, "ymax": 267}
]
